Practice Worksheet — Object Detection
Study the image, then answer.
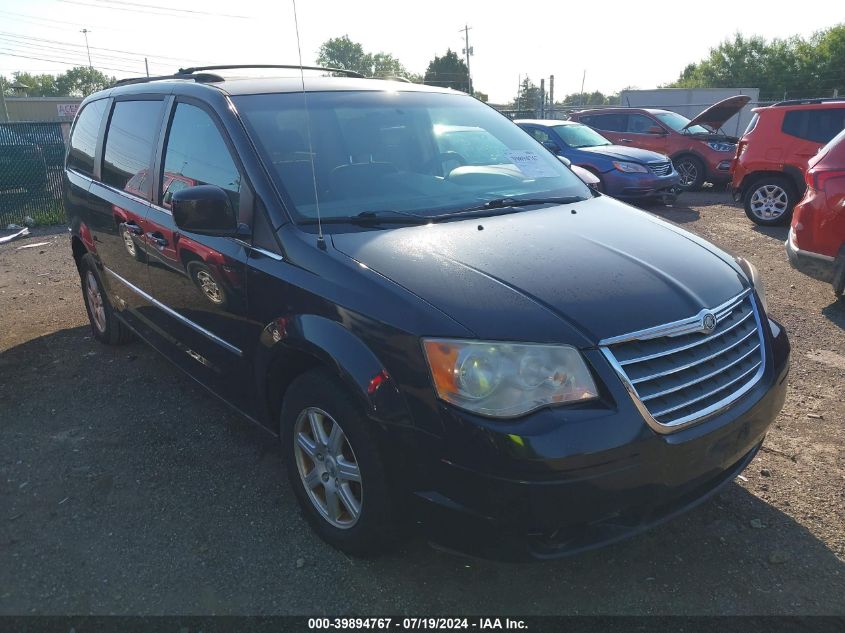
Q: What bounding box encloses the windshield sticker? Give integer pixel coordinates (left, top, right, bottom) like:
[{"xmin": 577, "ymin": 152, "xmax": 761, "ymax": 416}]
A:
[{"xmin": 505, "ymin": 150, "xmax": 558, "ymax": 179}]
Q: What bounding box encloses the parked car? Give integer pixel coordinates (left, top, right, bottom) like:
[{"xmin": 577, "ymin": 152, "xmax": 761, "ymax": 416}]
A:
[
  {"xmin": 0, "ymin": 125, "xmax": 48, "ymax": 192},
  {"xmin": 516, "ymin": 119, "xmax": 680, "ymax": 204},
  {"xmin": 786, "ymin": 127, "xmax": 845, "ymax": 297},
  {"xmin": 65, "ymin": 67, "xmax": 789, "ymax": 560},
  {"xmin": 569, "ymin": 95, "xmax": 750, "ymax": 191},
  {"xmin": 732, "ymin": 99, "xmax": 845, "ymax": 226}
]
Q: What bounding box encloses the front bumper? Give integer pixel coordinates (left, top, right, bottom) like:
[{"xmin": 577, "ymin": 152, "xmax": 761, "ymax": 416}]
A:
[
  {"xmin": 603, "ymin": 170, "xmax": 681, "ymax": 201},
  {"xmin": 406, "ymin": 318, "xmax": 790, "ymax": 560},
  {"xmin": 786, "ymin": 228, "xmax": 836, "ymax": 283}
]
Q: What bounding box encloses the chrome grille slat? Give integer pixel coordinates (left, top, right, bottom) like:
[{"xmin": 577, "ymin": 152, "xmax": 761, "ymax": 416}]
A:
[
  {"xmin": 647, "ymin": 161, "xmax": 673, "ymax": 176},
  {"xmin": 629, "ymin": 326, "xmax": 758, "ymax": 384},
  {"xmin": 639, "ymin": 343, "xmax": 762, "ymax": 401},
  {"xmin": 649, "ymin": 362, "xmax": 762, "ymax": 418},
  {"xmin": 601, "ymin": 292, "xmax": 765, "ymax": 430},
  {"xmin": 619, "ymin": 308, "xmax": 754, "ymax": 366}
]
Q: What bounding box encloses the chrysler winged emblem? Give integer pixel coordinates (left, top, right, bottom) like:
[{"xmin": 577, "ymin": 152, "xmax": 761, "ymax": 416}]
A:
[{"xmin": 701, "ymin": 311, "xmax": 717, "ymax": 334}]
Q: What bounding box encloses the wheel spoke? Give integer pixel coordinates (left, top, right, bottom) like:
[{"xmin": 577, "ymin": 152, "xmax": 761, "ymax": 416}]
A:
[
  {"xmin": 324, "ymin": 485, "xmax": 342, "ymax": 521},
  {"xmin": 327, "ymin": 421, "xmax": 344, "ymax": 454},
  {"xmin": 336, "ymin": 457, "xmax": 361, "ymax": 483},
  {"xmin": 337, "ymin": 482, "xmax": 361, "ymax": 519},
  {"xmin": 308, "ymin": 409, "xmax": 329, "ymax": 446},
  {"xmin": 296, "ymin": 432, "xmax": 318, "ymax": 458},
  {"xmin": 303, "ymin": 467, "xmax": 322, "ymax": 490}
]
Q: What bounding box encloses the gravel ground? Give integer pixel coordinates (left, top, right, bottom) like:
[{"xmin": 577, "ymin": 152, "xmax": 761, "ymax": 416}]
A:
[{"xmin": 0, "ymin": 191, "xmax": 843, "ymax": 615}]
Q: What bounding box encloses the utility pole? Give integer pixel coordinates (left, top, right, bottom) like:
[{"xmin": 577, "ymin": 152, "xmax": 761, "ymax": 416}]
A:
[
  {"xmin": 460, "ymin": 24, "xmax": 473, "ymax": 96},
  {"xmin": 549, "ymin": 75, "xmax": 555, "ymax": 119},
  {"xmin": 579, "ymin": 69, "xmax": 586, "ymax": 106},
  {"xmin": 145, "ymin": 57, "xmax": 150, "ymax": 77},
  {"xmin": 540, "ymin": 78, "xmax": 545, "ymax": 118},
  {"xmin": 0, "ymin": 76, "xmax": 9, "ymax": 123},
  {"xmin": 80, "ymin": 29, "xmax": 93, "ymax": 68},
  {"xmin": 515, "ymin": 73, "xmax": 521, "ymax": 114}
]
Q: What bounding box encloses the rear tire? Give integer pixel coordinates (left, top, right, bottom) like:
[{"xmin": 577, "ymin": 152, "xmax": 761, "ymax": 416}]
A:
[
  {"xmin": 281, "ymin": 369, "xmax": 398, "ymax": 556},
  {"xmin": 743, "ymin": 176, "xmax": 797, "ymax": 226},
  {"xmin": 674, "ymin": 155, "xmax": 706, "ymax": 191},
  {"xmin": 79, "ymin": 253, "xmax": 134, "ymax": 345}
]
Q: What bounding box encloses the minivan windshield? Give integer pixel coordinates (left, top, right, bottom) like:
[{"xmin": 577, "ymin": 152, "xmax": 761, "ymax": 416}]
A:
[
  {"xmin": 233, "ymin": 90, "xmax": 591, "ymax": 222},
  {"xmin": 654, "ymin": 111, "xmax": 710, "ymax": 135}
]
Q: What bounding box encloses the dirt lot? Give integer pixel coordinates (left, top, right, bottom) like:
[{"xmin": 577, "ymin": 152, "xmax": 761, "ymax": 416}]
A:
[{"xmin": 0, "ymin": 191, "xmax": 843, "ymax": 615}]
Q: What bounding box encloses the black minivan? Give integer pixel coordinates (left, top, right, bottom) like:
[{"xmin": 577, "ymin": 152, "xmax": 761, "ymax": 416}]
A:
[{"xmin": 65, "ymin": 66, "xmax": 790, "ymax": 559}]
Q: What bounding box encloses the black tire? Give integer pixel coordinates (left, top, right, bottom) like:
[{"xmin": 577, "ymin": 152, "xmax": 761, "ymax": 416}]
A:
[
  {"xmin": 186, "ymin": 261, "xmax": 227, "ymax": 308},
  {"xmin": 743, "ymin": 176, "xmax": 797, "ymax": 226},
  {"xmin": 674, "ymin": 155, "xmax": 706, "ymax": 191},
  {"xmin": 79, "ymin": 253, "xmax": 134, "ymax": 345},
  {"xmin": 281, "ymin": 369, "xmax": 397, "ymax": 556},
  {"xmin": 832, "ymin": 247, "xmax": 845, "ymax": 299},
  {"xmin": 121, "ymin": 227, "xmax": 147, "ymax": 263}
]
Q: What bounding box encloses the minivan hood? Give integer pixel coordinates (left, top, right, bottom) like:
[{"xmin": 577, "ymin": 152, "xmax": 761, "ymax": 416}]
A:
[
  {"xmin": 685, "ymin": 95, "xmax": 751, "ymax": 131},
  {"xmin": 330, "ymin": 197, "xmax": 748, "ymax": 345},
  {"xmin": 579, "ymin": 144, "xmax": 670, "ymax": 164}
]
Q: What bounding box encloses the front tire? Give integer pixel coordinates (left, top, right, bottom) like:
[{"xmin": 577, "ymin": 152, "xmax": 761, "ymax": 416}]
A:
[
  {"xmin": 743, "ymin": 177, "xmax": 797, "ymax": 226},
  {"xmin": 674, "ymin": 155, "xmax": 706, "ymax": 191},
  {"xmin": 79, "ymin": 253, "xmax": 133, "ymax": 345},
  {"xmin": 281, "ymin": 369, "xmax": 397, "ymax": 556}
]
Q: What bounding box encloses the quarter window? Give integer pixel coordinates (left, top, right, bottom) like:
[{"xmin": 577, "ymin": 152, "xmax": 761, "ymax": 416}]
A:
[
  {"xmin": 67, "ymin": 99, "xmax": 107, "ymax": 176},
  {"xmin": 102, "ymin": 100, "xmax": 164, "ymax": 197},
  {"xmin": 161, "ymin": 103, "xmax": 241, "ymax": 215},
  {"xmin": 782, "ymin": 108, "xmax": 845, "ymax": 144}
]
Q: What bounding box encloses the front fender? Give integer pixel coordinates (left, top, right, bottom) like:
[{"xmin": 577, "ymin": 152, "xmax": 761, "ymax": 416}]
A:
[{"xmin": 256, "ymin": 313, "xmax": 413, "ymax": 428}]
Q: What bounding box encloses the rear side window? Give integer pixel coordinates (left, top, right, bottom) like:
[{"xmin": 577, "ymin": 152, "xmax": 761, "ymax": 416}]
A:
[
  {"xmin": 161, "ymin": 103, "xmax": 242, "ymax": 215},
  {"xmin": 582, "ymin": 113, "xmax": 626, "ymax": 132},
  {"xmin": 102, "ymin": 100, "xmax": 164, "ymax": 198},
  {"xmin": 782, "ymin": 108, "xmax": 845, "ymax": 144},
  {"xmin": 67, "ymin": 99, "xmax": 107, "ymax": 176}
]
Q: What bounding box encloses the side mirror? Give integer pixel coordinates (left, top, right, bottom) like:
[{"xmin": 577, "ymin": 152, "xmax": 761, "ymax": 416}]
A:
[
  {"xmin": 557, "ymin": 155, "xmax": 572, "ymax": 168},
  {"xmin": 542, "ymin": 140, "xmax": 561, "ymax": 153},
  {"xmin": 171, "ymin": 185, "xmax": 238, "ymax": 236},
  {"xmin": 646, "ymin": 126, "xmax": 667, "ymax": 135}
]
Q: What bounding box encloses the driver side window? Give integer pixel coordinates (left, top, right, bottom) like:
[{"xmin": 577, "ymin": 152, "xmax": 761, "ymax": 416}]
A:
[{"xmin": 161, "ymin": 103, "xmax": 242, "ymax": 216}]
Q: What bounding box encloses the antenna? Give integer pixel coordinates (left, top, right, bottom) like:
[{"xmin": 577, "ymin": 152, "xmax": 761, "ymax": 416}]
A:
[{"xmin": 291, "ymin": 0, "xmax": 326, "ymax": 250}]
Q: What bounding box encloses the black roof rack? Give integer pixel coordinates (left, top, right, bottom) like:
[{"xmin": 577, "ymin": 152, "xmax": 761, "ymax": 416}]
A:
[
  {"xmin": 111, "ymin": 64, "xmax": 365, "ymax": 89},
  {"xmin": 771, "ymin": 97, "xmax": 845, "ymax": 107},
  {"xmin": 177, "ymin": 64, "xmax": 364, "ymax": 78}
]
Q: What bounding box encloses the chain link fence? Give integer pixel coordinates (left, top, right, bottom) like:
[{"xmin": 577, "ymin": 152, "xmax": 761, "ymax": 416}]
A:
[{"xmin": 0, "ymin": 122, "xmax": 68, "ymax": 227}]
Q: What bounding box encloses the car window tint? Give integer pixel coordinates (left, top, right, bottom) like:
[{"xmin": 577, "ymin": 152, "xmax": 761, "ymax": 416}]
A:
[
  {"xmin": 783, "ymin": 108, "xmax": 845, "ymax": 144},
  {"xmin": 102, "ymin": 100, "xmax": 164, "ymax": 198},
  {"xmin": 628, "ymin": 114, "xmax": 656, "ymax": 133},
  {"xmin": 67, "ymin": 99, "xmax": 107, "ymax": 176},
  {"xmin": 587, "ymin": 114, "xmax": 626, "ymax": 132},
  {"xmin": 162, "ymin": 103, "xmax": 241, "ymax": 215}
]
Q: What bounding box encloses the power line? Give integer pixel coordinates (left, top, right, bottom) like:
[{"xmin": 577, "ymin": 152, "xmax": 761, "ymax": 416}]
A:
[
  {"xmin": 0, "ymin": 50, "xmax": 147, "ymax": 74},
  {"xmin": 58, "ymin": 0, "xmax": 250, "ymax": 19},
  {"xmin": 0, "ymin": 36, "xmax": 172, "ymax": 70},
  {"xmin": 89, "ymin": 0, "xmax": 252, "ymax": 19}
]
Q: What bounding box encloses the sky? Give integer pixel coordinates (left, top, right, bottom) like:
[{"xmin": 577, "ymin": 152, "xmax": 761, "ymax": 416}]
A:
[{"xmin": 0, "ymin": 0, "xmax": 841, "ymax": 103}]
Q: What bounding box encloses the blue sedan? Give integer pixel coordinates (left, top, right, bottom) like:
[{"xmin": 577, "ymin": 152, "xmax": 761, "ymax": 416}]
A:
[{"xmin": 516, "ymin": 119, "xmax": 681, "ymax": 204}]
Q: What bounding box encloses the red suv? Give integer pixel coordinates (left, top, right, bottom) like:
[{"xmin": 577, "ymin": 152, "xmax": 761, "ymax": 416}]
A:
[
  {"xmin": 732, "ymin": 99, "xmax": 845, "ymax": 226},
  {"xmin": 570, "ymin": 96, "xmax": 749, "ymax": 191},
  {"xmin": 787, "ymin": 127, "xmax": 845, "ymax": 297}
]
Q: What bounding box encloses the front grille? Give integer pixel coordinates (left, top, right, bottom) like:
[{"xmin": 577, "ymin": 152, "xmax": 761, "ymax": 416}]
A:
[
  {"xmin": 602, "ymin": 291, "xmax": 765, "ymax": 429},
  {"xmin": 648, "ymin": 161, "xmax": 673, "ymax": 176}
]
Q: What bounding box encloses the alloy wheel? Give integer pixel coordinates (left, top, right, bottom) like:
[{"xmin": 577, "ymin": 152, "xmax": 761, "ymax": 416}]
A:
[
  {"xmin": 122, "ymin": 229, "xmax": 137, "ymax": 257},
  {"xmin": 85, "ymin": 270, "xmax": 107, "ymax": 333},
  {"xmin": 749, "ymin": 184, "xmax": 789, "ymax": 221},
  {"xmin": 293, "ymin": 407, "xmax": 363, "ymax": 529},
  {"xmin": 676, "ymin": 160, "xmax": 698, "ymax": 187}
]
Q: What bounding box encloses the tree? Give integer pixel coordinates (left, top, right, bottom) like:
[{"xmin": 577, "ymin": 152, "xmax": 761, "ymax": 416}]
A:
[
  {"xmin": 557, "ymin": 90, "xmax": 613, "ymax": 106},
  {"xmin": 665, "ymin": 25, "xmax": 845, "ymax": 100},
  {"xmin": 10, "ymin": 71, "xmax": 61, "ymax": 97},
  {"xmin": 424, "ymin": 49, "xmax": 469, "ymax": 93},
  {"xmin": 512, "ymin": 76, "xmax": 539, "ymax": 110},
  {"xmin": 316, "ymin": 35, "xmax": 414, "ymax": 79},
  {"xmin": 1, "ymin": 66, "xmax": 115, "ymax": 97}
]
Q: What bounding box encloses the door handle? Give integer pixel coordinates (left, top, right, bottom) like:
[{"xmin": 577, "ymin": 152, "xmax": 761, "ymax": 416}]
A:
[
  {"xmin": 148, "ymin": 234, "xmax": 168, "ymax": 248},
  {"xmin": 620, "ymin": 138, "xmax": 633, "ymax": 143},
  {"xmin": 122, "ymin": 222, "xmax": 143, "ymax": 235}
]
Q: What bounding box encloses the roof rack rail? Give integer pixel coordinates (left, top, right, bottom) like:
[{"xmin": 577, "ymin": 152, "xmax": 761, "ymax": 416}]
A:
[
  {"xmin": 176, "ymin": 64, "xmax": 365, "ymax": 79},
  {"xmin": 112, "ymin": 71, "xmax": 224, "ymax": 87},
  {"xmin": 771, "ymin": 97, "xmax": 845, "ymax": 107},
  {"xmin": 380, "ymin": 75, "xmax": 413, "ymax": 83}
]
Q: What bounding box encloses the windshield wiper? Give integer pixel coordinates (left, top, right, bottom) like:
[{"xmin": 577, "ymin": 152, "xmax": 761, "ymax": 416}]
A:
[
  {"xmin": 299, "ymin": 210, "xmax": 430, "ymax": 226},
  {"xmin": 434, "ymin": 196, "xmax": 586, "ymax": 219}
]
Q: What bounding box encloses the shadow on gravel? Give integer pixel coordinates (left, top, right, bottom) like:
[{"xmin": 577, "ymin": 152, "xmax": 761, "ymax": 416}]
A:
[
  {"xmin": 644, "ymin": 203, "xmax": 701, "ymax": 224},
  {"xmin": 822, "ymin": 300, "xmax": 845, "ymax": 331},
  {"xmin": 751, "ymin": 224, "xmax": 790, "ymax": 243},
  {"xmin": 1, "ymin": 327, "xmax": 844, "ymax": 615}
]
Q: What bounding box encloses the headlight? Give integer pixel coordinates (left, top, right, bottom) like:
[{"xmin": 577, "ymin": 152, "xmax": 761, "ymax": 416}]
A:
[
  {"xmin": 735, "ymin": 257, "xmax": 768, "ymax": 314},
  {"xmin": 706, "ymin": 142, "xmax": 736, "ymax": 152},
  {"xmin": 612, "ymin": 161, "xmax": 649, "ymax": 174},
  {"xmin": 422, "ymin": 339, "xmax": 598, "ymax": 418}
]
